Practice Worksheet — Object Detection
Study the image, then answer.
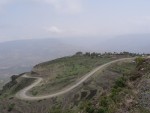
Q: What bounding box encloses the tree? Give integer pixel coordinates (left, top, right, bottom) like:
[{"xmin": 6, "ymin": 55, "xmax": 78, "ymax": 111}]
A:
[
  {"xmin": 135, "ymin": 57, "xmax": 145, "ymax": 66},
  {"xmin": 75, "ymin": 52, "xmax": 83, "ymax": 56}
]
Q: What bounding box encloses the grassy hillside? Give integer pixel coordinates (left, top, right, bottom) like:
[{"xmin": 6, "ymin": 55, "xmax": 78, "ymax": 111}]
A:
[
  {"xmin": 0, "ymin": 55, "xmax": 150, "ymax": 113},
  {"xmin": 30, "ymin": 54, "xmax": 117, "ymax": 95},
  {"xmin": 0, "ymin": 53, "xmax": 140, "ymax": 113},
  {"xmin": 77, "ymin": 57, "xmax": 150, "ymax": 113}
]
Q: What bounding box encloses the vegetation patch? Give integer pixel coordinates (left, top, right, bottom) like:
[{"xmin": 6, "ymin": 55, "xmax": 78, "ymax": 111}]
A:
[
  {"xmin": 30, "ymin": 54, "xmax": 116, "ymax": 95},
  {"xmin": 81, "ymin": 91, "xmax": 88, "ymax": 100},
  {"xmin": 7, "ymin": 103, "xmax": 15, "ymax": 112},
  {"xmin": 86, "ymin": 89, "xmax": 97, "ymax": 100}
]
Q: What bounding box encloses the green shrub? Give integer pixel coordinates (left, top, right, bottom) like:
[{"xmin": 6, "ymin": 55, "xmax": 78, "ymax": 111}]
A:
[
  {"xmin": 32, "ymin": 90, "xmax": 38, "ymax": 96},
  {"xmin": 86, "ymin": 106, "xmax": 95, "ymax": 113},
  {"xmin": 7, "ymin": 103, "xmax": 15, "ymax": 112},
  {"xmin": 49, "ymin": 106, "xmax": 61, "ymax": 113},
  {"xmin": 110, "ymin": 87, "xmax": 122, "ymax": 102},
  {"xmin": 129, "ymin": 74, "xmax": 141, "ymax": 81},
  {"xmin": 100, "ymin": 96, "xmax": 108, "ymax": 108},
  {"xmin": 97, "ymin": 107, "xmax": 108, "ymax": 113},
  {"xmin": 135, "ymin": 57, "xmax": 145, "ymax": 66},
  {"xmin": 114, "ymin": 77, "xmax": 126, "ymax": 88}
]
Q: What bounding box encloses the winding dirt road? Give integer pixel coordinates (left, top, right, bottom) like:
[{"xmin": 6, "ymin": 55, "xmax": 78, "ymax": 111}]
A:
[{"xmin": 15, "ymin": 57, "xmax": 134, "ymax": 101}]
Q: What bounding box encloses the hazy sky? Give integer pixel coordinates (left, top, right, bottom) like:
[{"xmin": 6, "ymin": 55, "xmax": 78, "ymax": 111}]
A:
[{"xmin": 0, "ymin": 0, "xmax": 150, "ymax": 42}]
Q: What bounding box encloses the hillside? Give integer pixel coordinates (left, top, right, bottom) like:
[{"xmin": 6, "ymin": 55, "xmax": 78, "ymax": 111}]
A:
[
  {"xmin": 0, "ymin": 53, "xmax": 121, "ymax": 96},
  {"xmin": 29, "ymin": 54, "xmax": 117, "ymax": 96},
  {"xmin": 0, "ymin": 53, "xmax": 150, "ymax": 113}
]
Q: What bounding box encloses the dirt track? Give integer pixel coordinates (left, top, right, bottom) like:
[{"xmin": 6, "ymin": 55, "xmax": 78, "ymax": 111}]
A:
[{"xmin": 15, "ymin": 58, "xmax": 134, "ymax": 101}]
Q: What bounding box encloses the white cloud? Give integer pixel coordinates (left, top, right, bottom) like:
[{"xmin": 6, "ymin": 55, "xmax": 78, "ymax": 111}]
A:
[
  {"xmin": 0, "ymin": 0, "xmax": 9, "ymax": 5},
  {"xmin": 0, "ymin": 0, "xmax": 12, "ymax": 9},
  {"xmin": 133, "ymin": 16, "xmax": 150, "ymax": 26},
  {"xmin": 35, "ymin": 0, "xmax": 83, "ymax": 14},
  {"xmin": 45, "ymin": 26, "xmax": 63, "ymax": 34}
]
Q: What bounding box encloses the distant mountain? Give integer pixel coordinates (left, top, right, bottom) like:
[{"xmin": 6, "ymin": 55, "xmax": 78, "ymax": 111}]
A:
[
  {"xmin": 60, "ymin": 34, "xmax": 150, "ymax": 53},
  {"xmin": 95, "ymin": 34, "xmax": 150, "ymax": 53}
]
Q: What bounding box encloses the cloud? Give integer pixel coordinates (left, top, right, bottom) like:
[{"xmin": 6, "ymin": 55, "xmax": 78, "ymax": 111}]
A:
[
  {"xmin": 45, "ymin": 26, "xmax": 63, "ymax": 34},
  {"xmin": 0, "ymin": 0, "xmax": 12, "ymax": 10},
  {"xmin": 0, "ymin": 0, "xmax": 10, "ymax": 5},
  {"xmin": 133, "ymin": 16, "xmax": 150, "ymax": 26},
  {"xmin": 35, "ymin": 0, "xmax": 83, "ymax": 14}
]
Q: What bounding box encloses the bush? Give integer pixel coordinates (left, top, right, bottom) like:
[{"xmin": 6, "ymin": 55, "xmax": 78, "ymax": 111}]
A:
[
  {"xmin": 32, "ymin": 90, "xmax": 38, "ymax": 96},
  {"xmin": 110, "ymin": 87, "xmax": 122, "ymax": 102},
  {"xmin": 135, "ymin": 57, "xmax": 145, "ymax": 66},
  {"xmin": 7, "ymin": 103, "xmax": 15, "ymax": 112},
  {"xmin": 97, "ymin": 107, "xmax": 108, "ymax": 113},
  {"xmin": 129, "ymin": 74, "xmax": 141, "ymax": 81},
  {"xmin": 114, "ymin": 77, "xmax": 126, "ymax": 88},
  {"xmin": 49, "ymin": 106, "xmax": 61, "ymax": 113},
  {"xmin": 100, "ymin": 96, "xmax": 108, "ymax": 108},
  {"xmin": 86, "ymin": 106, "xmax": 95, "ymax": 113}
]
